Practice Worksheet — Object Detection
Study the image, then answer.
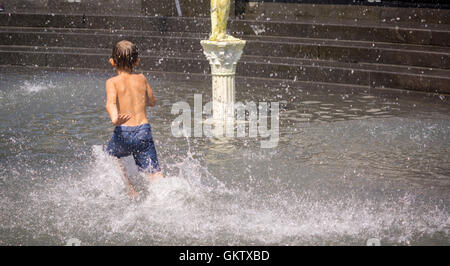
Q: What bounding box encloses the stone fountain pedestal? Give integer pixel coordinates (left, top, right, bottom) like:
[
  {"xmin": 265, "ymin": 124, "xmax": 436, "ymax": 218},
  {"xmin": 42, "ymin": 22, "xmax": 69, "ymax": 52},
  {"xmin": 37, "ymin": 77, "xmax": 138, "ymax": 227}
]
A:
[{"xmin": 200, "ymin": 40, "xmax": 246, "ymax": 125}]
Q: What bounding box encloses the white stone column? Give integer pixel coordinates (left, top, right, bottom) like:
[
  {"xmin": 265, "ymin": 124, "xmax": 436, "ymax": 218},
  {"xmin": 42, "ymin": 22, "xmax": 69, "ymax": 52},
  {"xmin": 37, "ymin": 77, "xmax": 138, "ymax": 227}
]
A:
[{"xmin": 200, "ymin": 40, "xmax": 246, "ymax": 125}]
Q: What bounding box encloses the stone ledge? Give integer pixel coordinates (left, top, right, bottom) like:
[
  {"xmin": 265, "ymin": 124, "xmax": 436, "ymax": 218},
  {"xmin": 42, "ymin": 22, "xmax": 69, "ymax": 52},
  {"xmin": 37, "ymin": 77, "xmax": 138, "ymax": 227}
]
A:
[{"xmin": 241, "ymin": 2, "xmax": 450, "ymax": 24}]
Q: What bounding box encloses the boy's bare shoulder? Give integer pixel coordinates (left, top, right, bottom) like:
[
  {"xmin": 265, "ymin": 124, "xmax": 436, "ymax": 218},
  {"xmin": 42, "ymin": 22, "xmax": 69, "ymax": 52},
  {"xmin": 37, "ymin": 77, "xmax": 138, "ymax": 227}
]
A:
[
  {"xmin": 106, "ymin": 76, "xmax": 118, "ymax": 86},
  {"xmin": 136, "ymin": 73, "xmax": 148, "ymax": 83}
]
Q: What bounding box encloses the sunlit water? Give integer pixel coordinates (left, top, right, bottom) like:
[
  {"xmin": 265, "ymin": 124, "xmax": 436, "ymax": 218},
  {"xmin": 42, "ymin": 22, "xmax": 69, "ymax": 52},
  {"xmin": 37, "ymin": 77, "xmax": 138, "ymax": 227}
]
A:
[{"xmin": 0, "ymin": 67, "xmax": 449, "ymax": 245}]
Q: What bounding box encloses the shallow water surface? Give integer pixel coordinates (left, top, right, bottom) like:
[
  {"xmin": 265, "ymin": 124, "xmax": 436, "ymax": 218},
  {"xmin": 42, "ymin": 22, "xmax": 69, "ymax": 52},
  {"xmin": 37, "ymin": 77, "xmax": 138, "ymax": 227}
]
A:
[{"xmin": 0, "ymin": 67, "xmax": 449, "ymax": 245}]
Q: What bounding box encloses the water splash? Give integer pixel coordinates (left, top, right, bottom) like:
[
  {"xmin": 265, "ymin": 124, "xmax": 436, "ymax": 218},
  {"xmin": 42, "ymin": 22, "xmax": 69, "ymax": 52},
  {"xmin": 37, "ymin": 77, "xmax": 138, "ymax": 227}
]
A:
[
  {"xmin": 1, "ymin": 70, "xmax": 449, "ymax": 246},
  {"xmin": 20, "ymin": 80, "xmax": 55, "ymax": 93},
  {"xmin": 1, "ymin": 145, "xmax": 448, "ymax": 245}
]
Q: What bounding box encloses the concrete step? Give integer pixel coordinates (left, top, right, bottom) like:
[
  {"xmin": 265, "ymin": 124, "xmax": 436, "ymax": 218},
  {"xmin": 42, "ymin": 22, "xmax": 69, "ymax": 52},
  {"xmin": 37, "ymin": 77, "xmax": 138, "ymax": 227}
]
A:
[
  {"xmin": 231, "ymin": 18, "xmax": 450, "ymax": 47},
  {"xmin": 1, "ymin": 26, "xmax": 449, "ymax": 69},
  {"xmin": 240, "ymin": 2, "xmax": 450, "ymax": 25},
  {"xmin": 5, "ymin": 1, "xmax": 450, "ymax": 24},
  {"xmin": 1, "ymin": 45, "xmax": 448, "ymax": 94},
  {"xmin": 1, "ymin": 13, "xmax": 449, "ymax": 47},
  {"xmin": 1, "ymin": 12, "xmax": 449, "ymax": 93}
]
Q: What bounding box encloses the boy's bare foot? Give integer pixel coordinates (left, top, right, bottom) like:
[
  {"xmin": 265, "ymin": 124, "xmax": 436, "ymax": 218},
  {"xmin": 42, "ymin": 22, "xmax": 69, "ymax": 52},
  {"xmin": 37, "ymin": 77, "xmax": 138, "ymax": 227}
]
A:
[
  {"xmin": 128, "ymin": 187, "xmax": 139, "ymax": 199},
  {"xmin": 152, "ymin": 172, "xmax": 164, "ymax": 180},
  {"xmin": 145, "ymin": 172, "xmax": 164, "ymax": 183}
]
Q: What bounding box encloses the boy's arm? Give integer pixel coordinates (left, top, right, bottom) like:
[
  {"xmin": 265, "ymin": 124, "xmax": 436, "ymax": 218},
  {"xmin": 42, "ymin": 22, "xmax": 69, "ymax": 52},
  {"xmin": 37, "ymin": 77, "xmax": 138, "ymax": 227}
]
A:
[
  {"xmin": 143, "ymin": 75, "xmax": 156, "ymax": 107},
  {"xmin": 105, "ymin": 79, "xmax": 130, "ymax": 125}
]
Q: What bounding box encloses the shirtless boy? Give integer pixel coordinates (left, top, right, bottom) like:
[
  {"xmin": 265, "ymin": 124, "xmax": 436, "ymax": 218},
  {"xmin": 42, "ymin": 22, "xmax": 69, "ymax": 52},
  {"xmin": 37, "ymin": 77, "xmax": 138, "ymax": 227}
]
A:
[{"xmin": 105, "ymin": 40, "xmax": 163, "ymax": 198}]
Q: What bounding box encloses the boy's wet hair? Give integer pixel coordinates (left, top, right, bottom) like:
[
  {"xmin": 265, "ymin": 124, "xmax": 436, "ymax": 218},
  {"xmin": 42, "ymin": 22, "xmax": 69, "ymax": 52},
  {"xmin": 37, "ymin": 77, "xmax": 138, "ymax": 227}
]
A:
[{"xmin": 112, "ymin": 40, "xmax": 139, "ymax": 71}]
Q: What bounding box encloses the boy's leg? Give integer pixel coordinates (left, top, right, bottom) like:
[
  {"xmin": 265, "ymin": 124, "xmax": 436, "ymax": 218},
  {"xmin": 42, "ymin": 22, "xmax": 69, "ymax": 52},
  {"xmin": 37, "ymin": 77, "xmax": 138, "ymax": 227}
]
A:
[
  {"xmin": 106, "ymin": 130, "xmax": 137, "ymax": 198},
  {"xmin": 133, "ymin": 142, "xmax": 163, "ymax": 183},
  {"xmin": 145, "ymin": 170, "xmax": 164, "ymax": 183},
  {"xmin": 114, "ymin": 157, "xmax": 138, "ymax": 198},
  {"xmin": 132, "ymin": 124, "xmax": 163, "ymax": 183}
]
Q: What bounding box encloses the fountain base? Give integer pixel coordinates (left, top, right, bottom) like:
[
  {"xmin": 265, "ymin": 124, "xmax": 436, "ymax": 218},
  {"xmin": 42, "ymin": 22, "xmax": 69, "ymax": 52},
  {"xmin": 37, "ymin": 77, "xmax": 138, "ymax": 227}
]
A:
[{"xmin": 201, "ymin": 40, "xmax": 246, "ymax": 125}]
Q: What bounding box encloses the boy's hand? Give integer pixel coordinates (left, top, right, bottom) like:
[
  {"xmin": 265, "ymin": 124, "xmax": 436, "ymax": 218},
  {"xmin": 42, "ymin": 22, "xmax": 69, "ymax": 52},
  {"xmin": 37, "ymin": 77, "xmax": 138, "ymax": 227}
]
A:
[{"xmin": 113, "ymin": 114, "xmax": 131, "ymax": 126}]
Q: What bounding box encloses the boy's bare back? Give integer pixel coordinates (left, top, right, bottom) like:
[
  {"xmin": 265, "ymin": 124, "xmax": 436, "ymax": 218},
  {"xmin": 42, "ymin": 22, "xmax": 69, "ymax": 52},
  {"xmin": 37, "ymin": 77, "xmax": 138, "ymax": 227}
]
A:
[{"xmin": 105, "ymin": 73, "xmax": 156, "ymax": 127}]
